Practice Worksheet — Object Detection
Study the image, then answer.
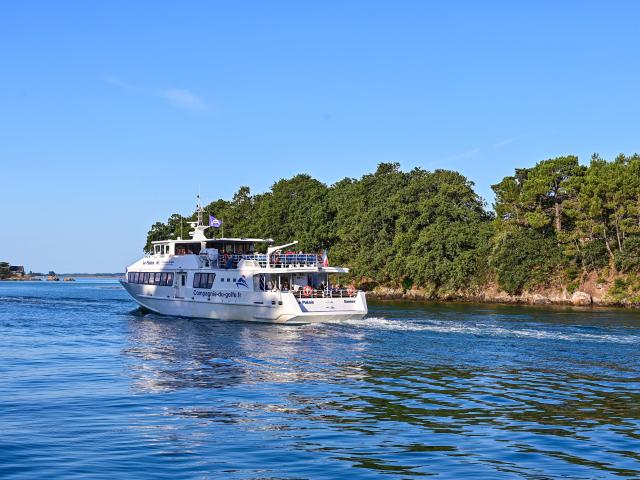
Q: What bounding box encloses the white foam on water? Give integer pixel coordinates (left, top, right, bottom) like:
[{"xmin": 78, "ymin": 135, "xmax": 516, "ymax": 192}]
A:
[{"xmin": 338, "ymin": 317, "xmax": 640, "ymax": 344}]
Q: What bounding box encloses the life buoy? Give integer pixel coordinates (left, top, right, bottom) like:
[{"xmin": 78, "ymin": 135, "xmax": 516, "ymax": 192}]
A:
[
  {"xmin": 303, "ymin": 285, "xmax": 313, "ymax": 297},
  {"xmin": 347, "ymin": 286, "xmax": 356, "ymax": 297}
]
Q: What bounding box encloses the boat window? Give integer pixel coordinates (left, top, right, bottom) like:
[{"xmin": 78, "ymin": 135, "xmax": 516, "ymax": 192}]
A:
[
  {"xmin": 143, "ymin": 273, "xmax": 150, "ymax": 284},
  {"xmin": 181, "ymin": 275, "xmax": 185, "ymax": 286},
  {"xmin": 175, "ymin": 243, "xmax": 201, "ymax": 255},
  {"xmin": 166, "ymin": 273, "xmax": 174, "ymax": 286},
  {"xmin": 160, "ymin": 273, "xmax": 168, "ymax": 285},
  {"xmin": 193, "ymin": 272, "xmax": 215, "ymax": 289}
]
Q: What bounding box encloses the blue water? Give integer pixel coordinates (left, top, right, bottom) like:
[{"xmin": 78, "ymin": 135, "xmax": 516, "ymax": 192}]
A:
[{"xmin": 1, "ymin": 281, "xmax": 640, "ymax": 479}]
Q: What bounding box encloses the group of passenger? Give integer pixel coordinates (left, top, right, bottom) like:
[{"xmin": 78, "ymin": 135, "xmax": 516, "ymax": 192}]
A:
[
  {"xmin": 257, "ymin": 277, "xmax": 348, "ymax": 296},
  {"xmin": 199, "ymin": 248, "xmax": 247, "ymax": 269}
]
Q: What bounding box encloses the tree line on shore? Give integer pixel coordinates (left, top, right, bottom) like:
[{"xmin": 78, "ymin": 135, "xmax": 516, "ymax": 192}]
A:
[{"xmin": 146, "ymin": 154, "xmax": 640, "ymax": 300}]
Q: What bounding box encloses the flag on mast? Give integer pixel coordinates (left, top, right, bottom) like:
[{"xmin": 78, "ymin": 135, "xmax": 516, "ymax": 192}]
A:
[
  {"xmin": 209, "ymin": 216, "xmax": 222, "ymax": 228},
  {"xmin": 322, "ymin": 249, "xmax": 329, "ymax": 267}
]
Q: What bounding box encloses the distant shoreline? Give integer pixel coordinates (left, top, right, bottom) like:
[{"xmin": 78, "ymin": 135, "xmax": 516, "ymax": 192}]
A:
[
  {"xmin": 1, "ymin": 274, "xmax": 124, "ymax": 281},
  {"xmin": 60, "ymin": 274, "xmax": 124, "ymax": 278}
]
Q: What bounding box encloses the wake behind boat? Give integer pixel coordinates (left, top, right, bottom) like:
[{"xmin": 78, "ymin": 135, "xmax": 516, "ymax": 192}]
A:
[{"xmin": 120, "ymin": 199, "xmax": 367, "ymax": 324}]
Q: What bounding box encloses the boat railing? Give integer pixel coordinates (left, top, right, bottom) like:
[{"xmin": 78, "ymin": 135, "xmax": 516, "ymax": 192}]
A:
[
  {"xmin": 290, "ymin": 288, "xmax": 358, "ymax": 299},
  {"xmin": 216, "ymin": 253, "xmax": 322, "ymax": 269}
]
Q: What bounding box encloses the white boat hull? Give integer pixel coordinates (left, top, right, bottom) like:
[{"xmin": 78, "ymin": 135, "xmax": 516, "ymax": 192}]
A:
[{"xmin": 121, "ymin": 281, "xmax": 367, "ymax": 324}]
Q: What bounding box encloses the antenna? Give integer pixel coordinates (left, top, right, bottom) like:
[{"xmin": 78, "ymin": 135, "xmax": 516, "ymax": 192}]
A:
[{"xmin": 196, "ymin": 192, "xmax": 203, "ymax": 226}]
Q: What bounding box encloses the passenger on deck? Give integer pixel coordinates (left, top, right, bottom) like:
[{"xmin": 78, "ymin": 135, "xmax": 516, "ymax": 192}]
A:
[{"xmin": 202, "ymin": 247, "xmax": 219, "ymax": 262}]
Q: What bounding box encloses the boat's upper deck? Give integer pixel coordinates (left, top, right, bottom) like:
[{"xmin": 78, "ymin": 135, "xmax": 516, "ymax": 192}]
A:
[
  {"xmin": 145, "ymin": 206, "xmax": 342, "ymax": 272},
  {"xmin": 147, "ymin": 237, "xmax": 343, "ymax": 272}
]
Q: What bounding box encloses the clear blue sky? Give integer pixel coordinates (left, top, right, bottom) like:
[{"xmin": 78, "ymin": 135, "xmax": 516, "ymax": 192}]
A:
[{"xmin": 1, "ymin": 1, "xmax": 639, "ymax": 273}]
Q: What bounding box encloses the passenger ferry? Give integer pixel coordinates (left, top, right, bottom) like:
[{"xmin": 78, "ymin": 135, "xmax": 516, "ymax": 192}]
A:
[{"xmin": 120, "ymin": 202, "xmax": 367, "ymax": 324}]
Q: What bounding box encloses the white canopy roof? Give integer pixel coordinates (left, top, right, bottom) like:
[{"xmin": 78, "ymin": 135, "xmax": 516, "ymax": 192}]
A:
[{"xmin": 152, "ymin": 237, "xmax": 274, "ymax": 245}]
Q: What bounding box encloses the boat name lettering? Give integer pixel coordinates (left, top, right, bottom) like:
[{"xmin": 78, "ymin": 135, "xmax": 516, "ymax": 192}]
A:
[
  {"xmin": 194, "ymin": 290, "xmax": 241, "ymax": 299},
  {"xmin": 301, "ymin": 300, "xmax": 315, "ymax": 304},
  {"xmin": 343, "ymin": 300, "xmax": 356, "ymax": 303}
]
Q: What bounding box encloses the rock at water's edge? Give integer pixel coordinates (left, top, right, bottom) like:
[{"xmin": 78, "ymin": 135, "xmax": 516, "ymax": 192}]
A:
[{"xmin": 571, "ymin": 291, "xmax": 592, "ymax": 306}]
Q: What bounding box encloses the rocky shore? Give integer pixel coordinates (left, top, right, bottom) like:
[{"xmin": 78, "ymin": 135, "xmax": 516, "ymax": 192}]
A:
[{"xmin": 367, "ymin": 274, "xmax": 640, "ymax": 308}]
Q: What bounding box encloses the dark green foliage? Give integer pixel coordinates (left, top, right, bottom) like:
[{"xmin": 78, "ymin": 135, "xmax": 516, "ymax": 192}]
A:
[
  {"xmin": 491, "ymin": 229, "xmax": 562, "ymax": 295},
  {"xmin": 0, "ymin": 262, "xmax": 10, "ymax": 279},
  {"xmin": 580, "ymin": 240, "xmax": 609, "ymax": 272},
  {"xmin": 146, "ymin": 163, "xmax": 490, "ymax": 294},
  {"xmin": 146, "ymin": 153, "xmax": 640, "ymax": 297},
  {"xmin": 492, "ymin": 153, "xmax": 640, "ymax": 293},
  {"xmin": 615, "ymin": 237, "xmax": 640, "ymax": 273},
  {"xmin": 253, "ymin": 175, "xmax": 334, "ymax": 251}
]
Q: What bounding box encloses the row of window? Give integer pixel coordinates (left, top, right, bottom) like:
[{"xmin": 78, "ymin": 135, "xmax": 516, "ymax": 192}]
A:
[
  {"xmin": 154, "ymin": 244, "xmax": 170, "ymax": 255},
  {"xmin": 128, "ymin": 271, "xmax": 175, "ymax": 286},
  {"xmin": 127, "ymin": 271, "xmax": 242, "ymax": 289},
  {"xmin": 193, "ymin": 273, "xmax": 216, "ymax": 289}
]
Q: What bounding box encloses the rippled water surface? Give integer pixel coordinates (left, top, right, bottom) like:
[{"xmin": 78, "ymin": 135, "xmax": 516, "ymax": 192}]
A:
[{"xmin": 1, "ymin": 280, "xmax": 640, "ymax": 479}]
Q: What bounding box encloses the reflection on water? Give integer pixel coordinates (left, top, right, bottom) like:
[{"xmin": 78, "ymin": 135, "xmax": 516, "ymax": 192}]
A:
[
  {"xmin": 124, "ymin": 314, "xmax": 368, "ymax": 393},
  {"xmin": 1, "ymin": 281, "xmax": 640, "ymax": 478},
  {"xmin": 120, "ymin": 307, "xmax": 640, "ymax": 478}
]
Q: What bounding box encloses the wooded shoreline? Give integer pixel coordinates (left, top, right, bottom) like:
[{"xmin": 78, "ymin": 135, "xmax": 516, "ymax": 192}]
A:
[{"xmin": 146, "ymin": 154, "xmax": 640, "ymax": 308}]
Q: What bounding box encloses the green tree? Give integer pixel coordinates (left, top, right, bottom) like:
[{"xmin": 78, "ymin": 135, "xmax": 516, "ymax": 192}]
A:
[
  {"xmin": 493, "ymin": 156, "xmax": 583, "ymax": 235},
  {"xmin": 0, "ymin": 262, "xmax": 10, "ymax": 279},
  {"xmin": 391, "ymin": 168, "xmax": 491, "ymax": 292},
  {"xmin": 520, "ymin": 156, "xmax": 583, "ymax": 234},
  {"xmin": 491, "ymin": 228, "xmax": 562, "ymax": 295}
]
